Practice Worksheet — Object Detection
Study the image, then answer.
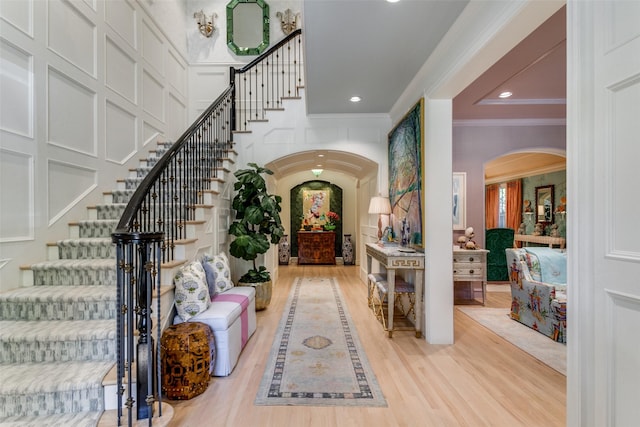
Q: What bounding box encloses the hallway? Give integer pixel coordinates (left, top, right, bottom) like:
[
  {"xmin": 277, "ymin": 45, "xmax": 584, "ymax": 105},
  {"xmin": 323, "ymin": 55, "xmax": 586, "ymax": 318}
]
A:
[{"xmin": 167, "ymin": 265, "xmax": 565, "ymax": 426}]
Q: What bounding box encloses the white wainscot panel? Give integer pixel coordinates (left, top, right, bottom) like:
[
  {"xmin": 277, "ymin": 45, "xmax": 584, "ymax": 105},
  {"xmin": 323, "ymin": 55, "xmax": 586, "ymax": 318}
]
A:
[
  {"xmin": 142, "ymin": 70, "xmax": 164, "ymax": 122},
  {"xmin": 167, "ymin": 49, "xmax": 186, "ymax": 97},
  {"xmin": 0, "ymin": 0, "xmax": 33, "ymax": 36},
  {"xmin": 105, "ymin": 0, "xmax": 136, "ymax": 49},
  {"xmin": 143, "ymin": 121, "xmax": 162, "ymax": 146},
  {"xmin": 105, "ymin": 100, "xmax": 137, "ymax": 164},
  {"xmin": 305, "ymin": 127, "xmax": 338, "ymax": 145},
  {"xmin": 347, "ymin": 127, "xmax": 381, "ymax": 144},
  {"xmin": 606, "ymin": 290, "xmax": 640, "ymax": 426},
  {"xmin": 48, "ymin": 67, "xmax": 96, "ymax": 156},
  {"xmin": 47, "ymin": 159, "xmax": 97, "ymax": 225},
  {"xmin": 105, "ymin": 36, "xmax": 136, "ymax": 104},
  {"xmin": 264, "ymin": 128, "xmax": 294, "ymax": 144},
  {"xmin": 167, "ymin": 93, "xmax": 185, "ymax": 141},
  {"xmin": 609, "ymin": 1, "xmax": 640, "ymax": 49},
  {"xmin": 81, "ymin": 0, "xmax": 96, "ymax": 12},
  {"xmin": 48, "ymin": 0, "xmax": 96, "ymax": 77},
  {"xmin": 142, "ymin": 19, "xmax": 164, "ymax": 76},
  {"xmin": 190, "ymin": 67, "xmax": 227, "ymax": 103},
  {"xmin": 0, "ymin": 149, "xmax": 34, "ymax": 241},
  {"xmin": 0, "ymin": 39, "xmax": 33, "ymax": 137},
  {"xmin": 608, "ymin": 78, "xmax": 640, "ymax": 260}
]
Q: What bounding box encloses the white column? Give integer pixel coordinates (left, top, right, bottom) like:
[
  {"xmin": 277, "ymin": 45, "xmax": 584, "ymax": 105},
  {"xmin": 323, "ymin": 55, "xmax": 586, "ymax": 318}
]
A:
[{"xmin": 423, "ymin": 98, "xmax": 454, "ymax": 344}]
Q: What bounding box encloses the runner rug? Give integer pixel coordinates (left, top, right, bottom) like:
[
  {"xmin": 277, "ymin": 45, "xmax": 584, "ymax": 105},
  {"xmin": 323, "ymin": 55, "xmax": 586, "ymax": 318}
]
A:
[{"xmin": 255, "ymin": 277, "xmax": 387, "ymax": 407}]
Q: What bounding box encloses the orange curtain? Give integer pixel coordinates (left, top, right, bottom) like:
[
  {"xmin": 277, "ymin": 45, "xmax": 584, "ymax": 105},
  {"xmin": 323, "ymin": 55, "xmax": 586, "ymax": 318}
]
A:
[
  {"xmin": 506, "ymin": 179, "xmax": 522, "ymax": 231},
  {"xmin": 485, "ymin": 184, "xmax": 500, "ymax": 229}
]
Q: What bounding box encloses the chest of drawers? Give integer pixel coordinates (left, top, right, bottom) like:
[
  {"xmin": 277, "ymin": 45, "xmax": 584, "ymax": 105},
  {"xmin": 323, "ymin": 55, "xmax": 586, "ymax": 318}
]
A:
[
  {"xmin": 453, "ymin": 249, "xmax": 489, "ymax": 305},
  {"xmin": 297, "ymin": 231, "xmax": 336, "ymax": 264}
]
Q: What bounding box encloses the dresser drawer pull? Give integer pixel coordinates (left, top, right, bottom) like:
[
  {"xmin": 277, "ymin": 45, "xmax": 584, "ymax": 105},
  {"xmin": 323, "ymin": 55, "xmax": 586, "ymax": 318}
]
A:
[
  {"xmin": 469, "ymin": 257, "xmax": 474, "ymax": 262},
  {"xmin": 469, "ymin": 269, "xmax": 474, "ymax": 274}
]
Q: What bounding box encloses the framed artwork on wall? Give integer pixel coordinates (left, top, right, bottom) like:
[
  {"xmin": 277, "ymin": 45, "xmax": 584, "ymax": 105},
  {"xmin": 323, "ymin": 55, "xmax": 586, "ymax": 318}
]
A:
[
  {"xmin": 388, "ymin": 98, "xmax": 424, "ymax": 246},
  {"xmin": 302, "ymin": 189, "xmax": 330, "ymax": 228},
  {"xmin": 452, "ymin": 172, "xmax": 466, "ymax": 230}
]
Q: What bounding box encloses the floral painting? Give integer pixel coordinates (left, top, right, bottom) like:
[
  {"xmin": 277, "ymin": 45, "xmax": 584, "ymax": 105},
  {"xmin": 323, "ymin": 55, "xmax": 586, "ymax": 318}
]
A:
[
  {"xmin": 302, "ymin": 190, "xmax": 330, "ymax": 227},
  {"xmin": 388, "ymin": 99, "xmax": 424, "ymax": 246}
]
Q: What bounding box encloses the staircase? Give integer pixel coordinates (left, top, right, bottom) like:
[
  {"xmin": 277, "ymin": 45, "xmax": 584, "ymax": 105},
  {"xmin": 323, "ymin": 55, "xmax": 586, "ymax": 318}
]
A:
[
  {"xmin": 0, "ymin": 29, "xmax": 303, "ymax": 426},
  {"xmin": 0, "ymin": 142, "xmax": 235, "ymax": 426}
]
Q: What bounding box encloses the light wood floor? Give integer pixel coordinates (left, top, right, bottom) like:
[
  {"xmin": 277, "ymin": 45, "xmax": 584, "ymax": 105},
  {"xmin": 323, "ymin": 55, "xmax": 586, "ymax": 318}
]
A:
[{"xmin": 166, "ymin": 265, "xmax": 566, "ymax": 426}]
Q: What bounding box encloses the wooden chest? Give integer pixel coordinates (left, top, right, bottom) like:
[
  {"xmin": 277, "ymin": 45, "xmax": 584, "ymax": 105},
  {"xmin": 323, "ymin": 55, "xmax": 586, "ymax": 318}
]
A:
[{"xmin": 297, "ymin": 231, "xmax": 336, "ymax": 264}]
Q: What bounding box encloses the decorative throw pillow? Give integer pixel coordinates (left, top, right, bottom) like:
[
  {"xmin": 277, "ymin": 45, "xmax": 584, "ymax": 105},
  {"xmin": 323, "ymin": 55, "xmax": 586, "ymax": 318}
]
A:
[
  {"xmin": 201, "ymin": 252, "xmax": 234, "ymax": 298},
  {"xmin": 173, "ymin": 261, "xmax": 210, "ymax": 321}
]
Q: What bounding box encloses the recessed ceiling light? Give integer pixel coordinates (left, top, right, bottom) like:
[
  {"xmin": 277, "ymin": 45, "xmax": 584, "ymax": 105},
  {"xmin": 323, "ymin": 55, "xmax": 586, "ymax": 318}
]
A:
[
  {"xmin": 317, "ymin": 154, "xmax": 325, "ymax": 157},
  {"xmin": 350, "ymin": 96, "xmax": 361, "ymax": 103},
  {"xmin": 499, "ymin": 91, "xmax": 513, "ymax": 98},
  {"xmin": 387, "ymin": 0, "xmax": 400, "ymax": 3}
]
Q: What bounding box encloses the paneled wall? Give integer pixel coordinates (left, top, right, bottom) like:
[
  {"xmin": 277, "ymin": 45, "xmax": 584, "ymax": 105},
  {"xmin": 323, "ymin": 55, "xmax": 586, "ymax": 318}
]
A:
[{"xmin": 0, "ymin": 0, "xmax": 189, "ymax": 291}]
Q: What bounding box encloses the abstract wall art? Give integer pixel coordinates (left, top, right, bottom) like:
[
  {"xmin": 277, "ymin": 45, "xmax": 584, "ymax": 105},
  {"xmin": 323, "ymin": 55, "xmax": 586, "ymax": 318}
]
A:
[{"xmin": 388, "ymin": 99, "xmax": 424, "ymax": 246}]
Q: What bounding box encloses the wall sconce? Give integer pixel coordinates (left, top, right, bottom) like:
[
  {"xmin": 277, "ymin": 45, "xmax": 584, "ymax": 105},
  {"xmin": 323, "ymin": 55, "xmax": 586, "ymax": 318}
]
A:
[
  {"xmin": 311, "ymin": 169, "xmax": 323, "ymax": 177},
  {"xmin": 194, "ymin": 10, "xmax": 217, "ymax": 38},
  {"xmin": 276, "ymin": 9, "xmax": 300, "ymax": 35},
  {"xmin": 368, "ymin": 194, "xmax": 392, "ymax": 241}
]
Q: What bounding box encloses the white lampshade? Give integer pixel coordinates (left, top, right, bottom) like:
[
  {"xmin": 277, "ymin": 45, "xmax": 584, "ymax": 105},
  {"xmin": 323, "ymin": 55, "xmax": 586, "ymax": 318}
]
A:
[{"xmin": 368, "ymin": 196, "xmax": 391, "ymax": 215}]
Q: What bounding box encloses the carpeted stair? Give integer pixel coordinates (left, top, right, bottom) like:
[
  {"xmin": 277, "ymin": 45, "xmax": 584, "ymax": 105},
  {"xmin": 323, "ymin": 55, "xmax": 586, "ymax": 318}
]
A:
[{"xmin": 0, "ymin": 143, "xmax": 178, "ymax": 426}]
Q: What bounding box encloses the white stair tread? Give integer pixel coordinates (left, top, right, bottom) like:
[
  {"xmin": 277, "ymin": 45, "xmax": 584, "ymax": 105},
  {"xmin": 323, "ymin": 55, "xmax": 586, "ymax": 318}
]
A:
[
  {"xmin": 0, "ymin": 319, "xmax": 116, "ymax": 341},
  {"xmin": 0, "ymin": 410, "xmax": 102, "ymax": 427},
  {"xmin": 0, "ymin": 360, "xmax": 114, "ymax": 393},
  {"xmin": 0, "ymin": 285, "xmax": 116, "ymax": 301},
  {"xmin": 30, "ymin": 259, "xmax": 115, "ymax": 269}
]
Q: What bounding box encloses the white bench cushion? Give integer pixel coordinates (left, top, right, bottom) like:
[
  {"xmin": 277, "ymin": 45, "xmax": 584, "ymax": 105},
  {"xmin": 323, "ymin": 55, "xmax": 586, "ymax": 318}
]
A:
[{"xmin": 174, "ymin": 286, "xmax": 256, "ymax": 376}]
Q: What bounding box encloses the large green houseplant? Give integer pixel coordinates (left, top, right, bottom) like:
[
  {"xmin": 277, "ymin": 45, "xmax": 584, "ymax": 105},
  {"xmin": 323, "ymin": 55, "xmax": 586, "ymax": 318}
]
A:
[{"xmin": 228, "ymin": 163, "xmax": 284, "ymax": 309}]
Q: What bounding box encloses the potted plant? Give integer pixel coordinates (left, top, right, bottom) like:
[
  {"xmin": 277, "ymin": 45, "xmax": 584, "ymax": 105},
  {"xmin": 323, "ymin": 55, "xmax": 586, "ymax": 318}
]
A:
[{"xmin": 228, "ymin": 163, "xmax": 284, "ymax": 309}]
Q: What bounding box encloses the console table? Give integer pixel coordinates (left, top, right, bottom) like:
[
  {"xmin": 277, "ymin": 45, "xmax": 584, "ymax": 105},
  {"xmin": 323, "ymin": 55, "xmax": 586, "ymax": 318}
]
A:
[
  {"xmin": 365, "ymin": 243, "xmax": 424, "ymax": 338},
  {"xmin": 453, "ymin": 248, "xmax": 489, "ymax": 305},
  {"xmin": 297, "ymin": 231, "xmax": 336, "ymax": 264},
  {"xmin": 514, "ymin": 234, "xmax": 566, "ymax": 249}
]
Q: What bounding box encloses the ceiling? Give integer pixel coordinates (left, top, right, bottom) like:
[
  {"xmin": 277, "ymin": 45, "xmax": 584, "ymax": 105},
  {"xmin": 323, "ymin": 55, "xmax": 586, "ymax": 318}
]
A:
[
  {"xmin": 484, "ymin": 152, "xmax": 566, "ymax": 185},
  {"xmin": 269, "ymin": 2, "xmax": 567, "ymax": 179}
]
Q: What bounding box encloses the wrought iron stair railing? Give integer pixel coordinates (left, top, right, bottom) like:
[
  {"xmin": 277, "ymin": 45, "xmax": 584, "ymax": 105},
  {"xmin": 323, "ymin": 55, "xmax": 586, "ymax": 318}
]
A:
[
  {"xmin": 110, "ymin": 28, "xmax": 303, "ymax": 426},
  {"xmin": 231, "ymin": 29, "xmax": 304, "ymax": 132}
]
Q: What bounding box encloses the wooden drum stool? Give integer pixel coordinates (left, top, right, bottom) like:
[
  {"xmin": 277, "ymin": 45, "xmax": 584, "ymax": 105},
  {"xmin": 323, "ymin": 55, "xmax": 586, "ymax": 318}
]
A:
[{"xmin": 161, "ymin": 322, "xmax": 215, "ymax": 400}]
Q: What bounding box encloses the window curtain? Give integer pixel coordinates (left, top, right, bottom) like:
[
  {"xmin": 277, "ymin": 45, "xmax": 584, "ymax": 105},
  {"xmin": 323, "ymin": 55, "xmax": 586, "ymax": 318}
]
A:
[
  {"xmin": 506, "ymin": 179, "xmax": 522, "ymax": 231},
  {"xmin": 485, "ymin": 184, "xmax": 500, "ymax": 229}
]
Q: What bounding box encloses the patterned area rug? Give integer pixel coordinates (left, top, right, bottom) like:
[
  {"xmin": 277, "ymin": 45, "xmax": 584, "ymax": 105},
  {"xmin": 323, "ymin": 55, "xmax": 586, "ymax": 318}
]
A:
[
  {"xmin": 457, "ymin": 306, "xmax": 566, "ymax": 375},
  {"xmin": 255, "ymin": 277, "xmax": 387, "ymax": 407}
]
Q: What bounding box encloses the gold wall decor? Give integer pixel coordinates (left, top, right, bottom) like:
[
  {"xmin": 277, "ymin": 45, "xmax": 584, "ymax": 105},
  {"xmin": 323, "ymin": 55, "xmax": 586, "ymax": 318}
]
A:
[
  {"xmin": 194, "ymin": 10, "xmax": 217, "ymax": 38},
  {"xmin": 276, "ymin": 9, "xmax": 300, "ymax": 35}
]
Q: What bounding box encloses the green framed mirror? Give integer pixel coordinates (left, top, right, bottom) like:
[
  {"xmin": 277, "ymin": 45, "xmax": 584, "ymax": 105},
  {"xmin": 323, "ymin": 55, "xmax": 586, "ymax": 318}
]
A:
[{"xmin": 226, "ymin": 0, "xmax": 270, "ymax": 56}]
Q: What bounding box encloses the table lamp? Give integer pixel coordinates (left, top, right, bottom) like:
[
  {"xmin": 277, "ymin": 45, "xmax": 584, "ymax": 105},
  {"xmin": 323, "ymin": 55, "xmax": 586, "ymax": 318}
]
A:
[{"xmin": 368, "ymin": 195, "xmax": 392, "ymax": 241}]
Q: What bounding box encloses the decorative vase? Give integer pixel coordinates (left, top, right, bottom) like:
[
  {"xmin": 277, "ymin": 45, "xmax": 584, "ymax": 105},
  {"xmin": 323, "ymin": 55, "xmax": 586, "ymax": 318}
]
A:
[
  {"xmin": 238, "ymin": 280, "xmax": 272, "ymax": 310},
  {"xmin": 342, "ymin": 234, "xmax": 354, "ymax": 265},
  {"xmin": 278, "ymin": 234, "xmax": 290, "ymax": 265}
]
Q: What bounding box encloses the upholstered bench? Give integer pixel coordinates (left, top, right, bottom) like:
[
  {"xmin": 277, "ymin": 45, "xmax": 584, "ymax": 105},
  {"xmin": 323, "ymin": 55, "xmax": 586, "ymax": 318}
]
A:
[{"xmin": 174, "ymin": 286, "xmax": 256, "ymax": 376}]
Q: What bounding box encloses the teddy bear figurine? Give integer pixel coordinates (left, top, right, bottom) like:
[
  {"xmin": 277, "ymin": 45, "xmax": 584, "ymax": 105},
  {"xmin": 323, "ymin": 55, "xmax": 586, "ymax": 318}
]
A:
[
  {"xmin": 549, "ymin": 223, "xmax": 560, "ymax": 237},
  {"xmin": 463, "ymin": 227, "xmax": 478, "ymax": 249}
]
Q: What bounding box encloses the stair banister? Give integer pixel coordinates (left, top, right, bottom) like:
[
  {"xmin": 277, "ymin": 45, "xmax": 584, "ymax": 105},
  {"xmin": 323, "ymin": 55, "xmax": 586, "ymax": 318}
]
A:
[{"xmin": 231, "ymin": 29, "xmax": 303, "ymax": 132}]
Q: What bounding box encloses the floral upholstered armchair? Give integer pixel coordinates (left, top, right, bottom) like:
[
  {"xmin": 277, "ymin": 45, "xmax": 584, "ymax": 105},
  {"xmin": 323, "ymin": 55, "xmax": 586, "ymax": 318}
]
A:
[{"xmin": 505, "ymin": 247, "xmax": 567, "ymax": 343}]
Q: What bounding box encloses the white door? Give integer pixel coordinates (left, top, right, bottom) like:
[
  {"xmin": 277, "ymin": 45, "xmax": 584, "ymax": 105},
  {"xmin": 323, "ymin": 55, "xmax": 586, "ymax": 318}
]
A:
[{"xmin": 568, "ymin": 1, "xmax": 640, "ymax": 426}]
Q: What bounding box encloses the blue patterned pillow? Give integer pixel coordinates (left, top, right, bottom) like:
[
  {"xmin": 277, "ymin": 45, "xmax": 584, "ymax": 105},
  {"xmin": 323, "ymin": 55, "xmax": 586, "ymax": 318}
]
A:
[
  {"xmin": 173, "ymin": 261, "xmax": 209, "ymax": 321},
  {"xmin": 201, "ymin": 252, "xmax": 234, "ymax": 298}
]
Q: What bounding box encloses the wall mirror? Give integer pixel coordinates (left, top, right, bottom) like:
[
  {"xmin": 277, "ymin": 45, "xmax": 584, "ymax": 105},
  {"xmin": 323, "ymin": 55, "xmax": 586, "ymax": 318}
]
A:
[
  {"xmin": 226, "ymin": 0, "xmax": 270, "ymax": 55},
  {"xmin": 535, "ymin": 185, "xmax": 554, "ymax": 225}
]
